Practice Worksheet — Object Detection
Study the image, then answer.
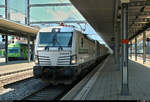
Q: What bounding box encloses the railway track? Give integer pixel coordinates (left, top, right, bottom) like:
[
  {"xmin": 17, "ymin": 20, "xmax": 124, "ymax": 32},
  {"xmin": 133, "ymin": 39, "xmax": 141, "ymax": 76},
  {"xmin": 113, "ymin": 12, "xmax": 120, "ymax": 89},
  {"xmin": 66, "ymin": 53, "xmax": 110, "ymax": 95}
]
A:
[
  {"xmin": 0, "ymin": 56, "xmax": 108, "ymax": 100},
  {"xmin": 22, "ymin": 59, "xmax": 106, "ymax": 100},
  {"xmin": 0, "ymin": 78, "xmax": 48, "ymax": 100},
  {"xmin": 23, "ymin": 85, "xmax": 67, "ymax": 100},
  {"xmin": 0, "ymin": 67, "xmax": 72, "ymax": 100},
  {"xmin": 0, "ymin": 64, "xmax": 97, "ymax": 100},
  {"xmin": 0, "ymin": 73, "xmax": 72, "ymax": 100},
  {"xmin": 0, "ymin": 76, "xmax": 71, "ymax": 100}
]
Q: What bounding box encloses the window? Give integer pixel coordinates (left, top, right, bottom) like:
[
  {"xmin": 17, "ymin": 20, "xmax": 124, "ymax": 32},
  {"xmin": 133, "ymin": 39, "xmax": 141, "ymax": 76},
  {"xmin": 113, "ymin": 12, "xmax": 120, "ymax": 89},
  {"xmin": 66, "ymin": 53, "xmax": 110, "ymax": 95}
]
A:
[
  {"xmin": 8, "ymin": 47, "xmax": 19, "ymax": 53},
  {"xmin": 39, "ymin": 32, "xmax": 72, "ymax": 47}
]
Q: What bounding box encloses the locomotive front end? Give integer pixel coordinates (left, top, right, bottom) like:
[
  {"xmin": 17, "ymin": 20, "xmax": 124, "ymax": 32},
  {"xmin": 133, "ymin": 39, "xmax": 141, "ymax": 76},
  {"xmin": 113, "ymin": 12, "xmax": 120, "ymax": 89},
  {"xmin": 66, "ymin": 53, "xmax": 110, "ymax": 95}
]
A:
[{"xmin": 33, "ymin": 27, "xmax": 77, "ymax": 84}]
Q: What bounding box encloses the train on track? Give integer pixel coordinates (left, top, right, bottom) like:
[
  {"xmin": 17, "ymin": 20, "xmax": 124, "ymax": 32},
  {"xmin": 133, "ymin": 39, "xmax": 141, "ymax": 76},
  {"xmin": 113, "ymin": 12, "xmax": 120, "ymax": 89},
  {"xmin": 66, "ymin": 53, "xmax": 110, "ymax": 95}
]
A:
[
  {"xmin": 33, "ymin": 26, "xmax": 109, "ymax": 84},
  {"xmin": 0, "ymin": 49, "xmax": 5, "ymax": 57},
  {"xmin": 8, "ymin": 43, "xmax": 28, "ymax": 61},
  {"xmin": 0, "ymin": 43, "xmax": 28, "ymax": 61}
]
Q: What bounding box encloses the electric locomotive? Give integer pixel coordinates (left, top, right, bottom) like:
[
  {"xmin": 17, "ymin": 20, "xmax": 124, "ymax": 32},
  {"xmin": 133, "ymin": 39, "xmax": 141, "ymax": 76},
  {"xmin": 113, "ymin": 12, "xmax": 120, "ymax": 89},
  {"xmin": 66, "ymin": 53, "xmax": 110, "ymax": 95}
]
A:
[{"xmin": 33, "ymin": 26, "xmax": 108, "ymax": 84}]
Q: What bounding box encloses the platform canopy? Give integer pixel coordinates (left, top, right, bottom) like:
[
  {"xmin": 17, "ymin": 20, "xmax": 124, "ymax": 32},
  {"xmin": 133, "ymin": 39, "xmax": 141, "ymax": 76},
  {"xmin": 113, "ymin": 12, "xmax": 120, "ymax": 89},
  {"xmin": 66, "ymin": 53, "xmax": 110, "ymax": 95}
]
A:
[
  {"xmin": 70, "ymin": 0, "xmax": 116, "ymax": 46},
  {"xmin": 70, "ymin": 0, "xmax": 150, "ymax": 47},
  {"xmin": 0, "ymin": 18, "xmax": 39, "ymax": 38}
]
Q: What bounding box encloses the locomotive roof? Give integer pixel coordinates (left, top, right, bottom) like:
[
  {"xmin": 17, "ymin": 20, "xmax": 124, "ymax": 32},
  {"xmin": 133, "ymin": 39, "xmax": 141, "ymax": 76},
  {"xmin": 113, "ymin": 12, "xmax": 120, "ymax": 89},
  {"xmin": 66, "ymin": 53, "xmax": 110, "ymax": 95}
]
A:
[
  {"xmin": 39, "ymin": 26, "xmax": 74, "ymax": 32},
  {"xmin": 39, "ymin": 26, "xmax": 102, "ymax": 45}
]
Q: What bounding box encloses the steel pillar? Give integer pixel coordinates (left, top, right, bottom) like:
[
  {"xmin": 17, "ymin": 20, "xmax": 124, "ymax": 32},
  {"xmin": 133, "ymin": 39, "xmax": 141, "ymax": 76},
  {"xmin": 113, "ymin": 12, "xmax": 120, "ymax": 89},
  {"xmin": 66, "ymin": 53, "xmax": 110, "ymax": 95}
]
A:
[
  {"xmin": 5, "ymin": 0, "xmax": 8, "ymax": 18},
  {"xmin": 147, "ymin": 39, "xmax": 150, "ymax": 54},
  {"xmin": 5, "ymin": 0, "xmax": 8, "ymax": 63},
  {"xmin": 4, "ymin": 36, "xmax": 8, "ymax": 63},
  {"xmin": 143, "ymin": 32, "xmax": 146, "ymax": 64},
  {"xmin": 115, "ymin": 33, "xmax": 118, "ymax": 64},
  {"xmin": 116, "ymin": 23, "xmax": 121, "ymax": 71},
  {"xmin": 28, "ymin": 35, "xmax": 31, "ymax": 62},
  {"xmin": 135, "ymin": 37, "xmax": 137, "ymax": 61},
  {"xmin": 25, "ymin": 0, "xmax": 28, "ymax": 24},
  {"xmin": 32, "ymin": 40, "xmax": 35, "ymax": 61},
  {"xmin": 130, "ymin": 41, "xmax": 132, "ymax": 59},
  {"xmin": 121, "ymin": 3, "xmax": 129, "ymax": 96},
  {"xmin": 27, "ymin": 0, "xmax": 30, "ymax": 25}
]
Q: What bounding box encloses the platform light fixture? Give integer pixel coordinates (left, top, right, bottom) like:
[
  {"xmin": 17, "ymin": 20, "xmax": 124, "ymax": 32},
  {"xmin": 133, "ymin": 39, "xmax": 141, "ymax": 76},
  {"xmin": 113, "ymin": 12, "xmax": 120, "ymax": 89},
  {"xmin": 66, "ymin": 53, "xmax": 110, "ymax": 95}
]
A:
[{"xmin": 2, "ymin": 35, "xmax": 5, "ymax": 42}]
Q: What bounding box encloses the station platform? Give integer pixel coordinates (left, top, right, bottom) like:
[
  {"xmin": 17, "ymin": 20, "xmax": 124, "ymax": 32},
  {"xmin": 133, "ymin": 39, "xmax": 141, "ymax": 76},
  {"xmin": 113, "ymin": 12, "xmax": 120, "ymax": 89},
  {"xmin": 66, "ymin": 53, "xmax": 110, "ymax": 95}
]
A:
[
  {"xmin": 131, "ymin": 55, "xmax": 150, "ymax": 66},
  {"xmin": 63, "ymin": 55, "xmax": 150, "ymax": 100},
  {"xmin": 0, "ymin": 60, "xmax": 35, "ymax": 76}
]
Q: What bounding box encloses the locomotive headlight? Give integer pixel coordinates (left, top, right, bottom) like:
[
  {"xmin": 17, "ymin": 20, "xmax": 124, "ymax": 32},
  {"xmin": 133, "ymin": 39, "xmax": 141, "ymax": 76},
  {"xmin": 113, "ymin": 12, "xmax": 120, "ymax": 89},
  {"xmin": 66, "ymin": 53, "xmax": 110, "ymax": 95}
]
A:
[
  {"xmin": 70, "ymin": 55, "xmax": 77, "ymax": 64},
  {"xmin": 71, "ymin": 59, "xmax": 76, "ymax": 64}
]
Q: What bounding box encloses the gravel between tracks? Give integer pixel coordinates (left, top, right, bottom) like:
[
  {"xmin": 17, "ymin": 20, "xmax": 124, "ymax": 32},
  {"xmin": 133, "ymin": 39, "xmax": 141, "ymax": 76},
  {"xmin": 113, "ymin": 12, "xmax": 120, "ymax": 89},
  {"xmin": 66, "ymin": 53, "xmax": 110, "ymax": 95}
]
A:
[
  {"xmin": 0, "ymin": 78, "xmax": 48, "ymax": 100},
  {"xmin": 0, "ymin": 57, "xmax": 108, "ymax": 100}
]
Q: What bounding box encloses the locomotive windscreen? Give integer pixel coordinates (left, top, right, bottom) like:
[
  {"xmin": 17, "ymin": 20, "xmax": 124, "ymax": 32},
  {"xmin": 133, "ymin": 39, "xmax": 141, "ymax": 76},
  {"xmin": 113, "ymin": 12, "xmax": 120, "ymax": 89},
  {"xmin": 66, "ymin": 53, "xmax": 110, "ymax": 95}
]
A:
[
  {"xmin": 8, "ymin": 47, "xmax": 19, "ymax": 53},
  {"xmin": 39, "ymin": 32, "xmax": 72, "ymax": 47}
]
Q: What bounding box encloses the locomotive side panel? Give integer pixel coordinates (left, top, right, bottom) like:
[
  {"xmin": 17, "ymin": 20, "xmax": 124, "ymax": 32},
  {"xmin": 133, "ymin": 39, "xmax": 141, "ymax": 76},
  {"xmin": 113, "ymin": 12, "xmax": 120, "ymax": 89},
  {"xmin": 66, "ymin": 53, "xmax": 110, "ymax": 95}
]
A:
[
  {"xmin": 75, "ymin": 31, "xmax": 96, "ymax": 71},
  {"xmin": 95, "ymin": 41, "xmax": 102, "ymax": 62}
]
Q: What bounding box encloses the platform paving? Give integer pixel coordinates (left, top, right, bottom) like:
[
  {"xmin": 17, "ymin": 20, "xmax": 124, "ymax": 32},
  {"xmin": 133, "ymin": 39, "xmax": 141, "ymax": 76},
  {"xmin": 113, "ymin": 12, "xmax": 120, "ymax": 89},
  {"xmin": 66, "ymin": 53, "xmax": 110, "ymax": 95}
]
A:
[
  {"xmin": 0, "ymin": 60, "xmax": 35, "ymax": 75},
  {"xmin": 80, "ymin": 55, "xmax": 150, "ymax": 100}
]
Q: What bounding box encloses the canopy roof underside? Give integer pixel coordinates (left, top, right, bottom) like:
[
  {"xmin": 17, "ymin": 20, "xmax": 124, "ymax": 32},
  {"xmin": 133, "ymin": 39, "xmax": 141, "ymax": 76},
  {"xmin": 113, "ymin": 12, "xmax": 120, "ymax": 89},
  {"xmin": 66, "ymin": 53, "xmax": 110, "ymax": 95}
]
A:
[
  {"xmin": 70, "ymin": 0, "xmax": 150, "ymax": 46},
  {"xmin": 0, "ymin": 18, "xmax": 38, "ymax": 38}
]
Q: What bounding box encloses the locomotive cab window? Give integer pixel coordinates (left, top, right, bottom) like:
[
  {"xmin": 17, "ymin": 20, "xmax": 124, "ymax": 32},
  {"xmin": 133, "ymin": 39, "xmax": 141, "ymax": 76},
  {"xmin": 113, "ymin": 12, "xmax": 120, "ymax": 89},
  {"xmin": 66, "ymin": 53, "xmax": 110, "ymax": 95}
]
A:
[
  {"xmin": 8, "ymin": 47, "xmax": 19, "ymax": 53},
  {"xmin": 39, "ymin": 32, "xmax": 73, "ymax": 47}
]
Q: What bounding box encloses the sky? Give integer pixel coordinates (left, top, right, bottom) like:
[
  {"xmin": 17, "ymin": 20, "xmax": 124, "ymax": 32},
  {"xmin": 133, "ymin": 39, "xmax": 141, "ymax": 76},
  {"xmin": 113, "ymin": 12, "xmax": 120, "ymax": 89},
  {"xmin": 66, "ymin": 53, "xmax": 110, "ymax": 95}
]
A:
[{"xmin": 0, "ymin": 0, "xmax": 106, "ymax": 45}]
